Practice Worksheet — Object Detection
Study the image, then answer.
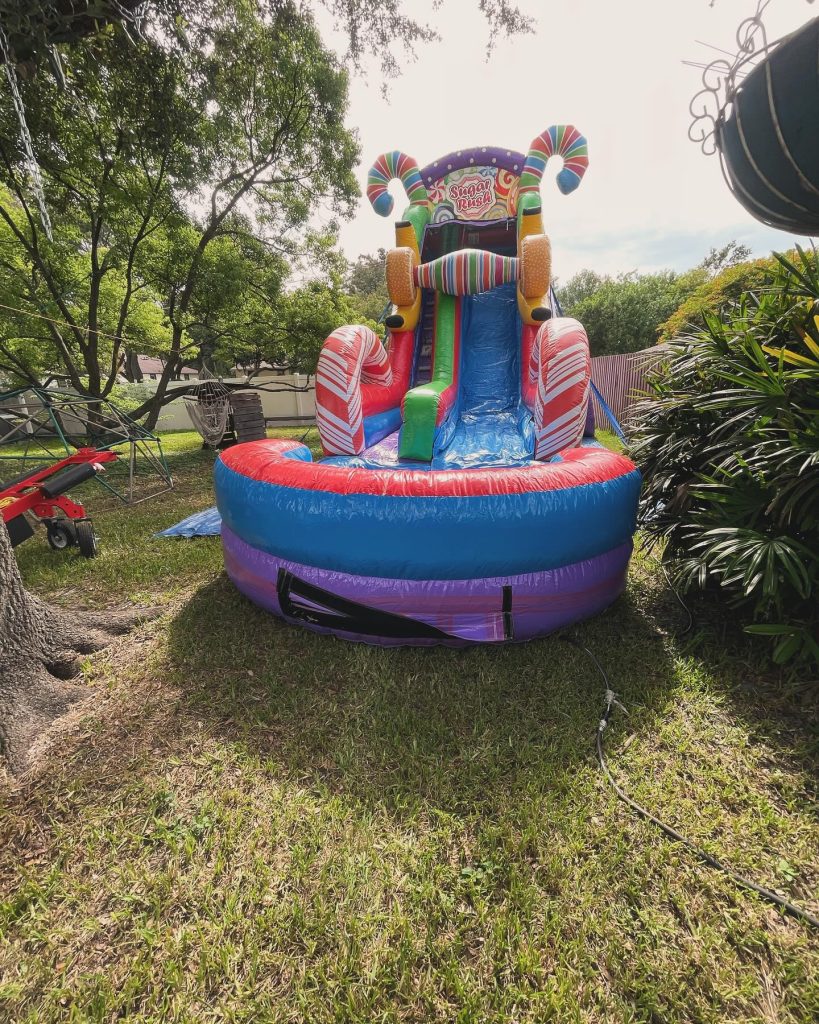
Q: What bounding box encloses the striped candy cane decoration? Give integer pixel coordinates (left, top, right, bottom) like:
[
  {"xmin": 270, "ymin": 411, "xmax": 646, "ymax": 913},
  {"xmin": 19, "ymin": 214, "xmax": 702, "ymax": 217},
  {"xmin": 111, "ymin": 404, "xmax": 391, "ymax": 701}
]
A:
[
  {"xmin": 533, "ymin": 318, "xmax": 591, "ymax": 460},
  {"xmin": 315, "ymin": 325, "xmax": 393, "ymax": 455},
  {"xmin": 520, "ymin": 125, "xmax": 589, "ymax": 197}
]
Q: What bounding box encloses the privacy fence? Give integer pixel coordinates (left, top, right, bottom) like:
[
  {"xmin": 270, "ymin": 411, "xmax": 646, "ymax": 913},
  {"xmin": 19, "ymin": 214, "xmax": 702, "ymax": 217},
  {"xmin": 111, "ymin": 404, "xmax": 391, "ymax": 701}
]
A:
[{"xmin": 590, "ymin": 345, "xmax": 668, "ymax": 435}]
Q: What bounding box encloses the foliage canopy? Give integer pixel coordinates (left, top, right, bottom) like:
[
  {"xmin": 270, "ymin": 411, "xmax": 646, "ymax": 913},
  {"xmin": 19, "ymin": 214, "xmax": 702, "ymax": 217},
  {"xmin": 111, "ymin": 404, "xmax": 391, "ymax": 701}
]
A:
[
  {"xmin": 659, "ymin": 254, "xmax": 787, "ymax": 342},
  {"xmin": 0, "ymin": 1, "xmax": 359, "ymax": 424},
  {"xmin": 559, "ymin": 268, "xmax": 705, "ymax": 356}
]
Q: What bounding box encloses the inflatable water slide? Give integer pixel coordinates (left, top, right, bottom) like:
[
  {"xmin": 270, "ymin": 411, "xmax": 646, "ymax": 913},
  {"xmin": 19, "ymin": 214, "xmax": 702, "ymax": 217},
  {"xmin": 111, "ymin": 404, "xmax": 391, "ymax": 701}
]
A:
[{"xmin": 215, "ymin": 126, "xmax": 641, "ymax": 644}]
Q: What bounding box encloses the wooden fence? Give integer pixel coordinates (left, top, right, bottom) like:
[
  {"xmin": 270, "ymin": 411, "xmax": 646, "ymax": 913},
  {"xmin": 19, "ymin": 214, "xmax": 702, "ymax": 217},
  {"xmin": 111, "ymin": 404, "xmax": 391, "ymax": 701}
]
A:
[{"xmin": 590, "ymin": 345, "xmax": 668, "ymax": 435}]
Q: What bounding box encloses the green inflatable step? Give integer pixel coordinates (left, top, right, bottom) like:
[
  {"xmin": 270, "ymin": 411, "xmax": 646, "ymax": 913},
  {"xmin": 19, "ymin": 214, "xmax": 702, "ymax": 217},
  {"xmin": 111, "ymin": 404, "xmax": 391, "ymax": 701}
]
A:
[{"xmin": 399, "ymin": 293, "xmax": 458, "ymax": 461}]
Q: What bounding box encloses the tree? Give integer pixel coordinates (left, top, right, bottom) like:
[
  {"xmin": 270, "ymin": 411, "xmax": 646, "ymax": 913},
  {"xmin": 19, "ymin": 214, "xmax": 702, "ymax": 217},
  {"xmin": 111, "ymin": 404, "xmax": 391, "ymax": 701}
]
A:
[
  {"xmin": 272, "ymin": 277, "xmax": 371, "ymax": 373},
  {"xmin": 659, "ymin": 253, "xmax": 787, "ymax": 341},
  {"xmin": 346, "ymin": 249, "xmax": 390, "ymax": 324},
  {"xmin": 179, "ymin": 236, "xmax": 361, "ymax": 379},
  {"xmin": 294, "ymin": 0, "xmax": 532, "ymax": 80},
  {"xmin": 0, "ymin": 0, "xmax": 534, "ymax": 773},
  {"xmin": 132, "ymin": 3, "xmax": 360, "ymax": 425},
  {"xmin": 0, "ymin": 185, "xmax": 173, "ymax": 388},
  {"xmin": 172, "ymin": 226, "xmax": 288, "ymax": 377},
  {"xmin": 558, "ymin": 243, "xmax": 769, "ymax": 353},
  {"xmin": 698, "ymin": 240, "xmax": 753, "ymax": 275},
  {"xmin": 0, "ymin": 2, "xmax": 144, "ymax": 63},
  {"xmin": 560, "ymin": 269, "xmax": 704, "ymax": 356},
  {"xmin": 0, "ymin": 528, "xmax": 156, "ymax": 773},
  {"xmin": 0, "ymin": 4, "xmax": 360, "ymax": 427},
  {"xmin": 0, "ymin": 29, "xmax": 194, "ymax": 399},
  {"xmin": 220, "ymin": 277, "xmax": 365, "ymax": 378},
  {"xmin": 556, "ymin": 268, "xmax": 605, "ymax": 311},
  {"xmin": 0, "ymin": 13, "xmax": 176, "ymax": 775}
]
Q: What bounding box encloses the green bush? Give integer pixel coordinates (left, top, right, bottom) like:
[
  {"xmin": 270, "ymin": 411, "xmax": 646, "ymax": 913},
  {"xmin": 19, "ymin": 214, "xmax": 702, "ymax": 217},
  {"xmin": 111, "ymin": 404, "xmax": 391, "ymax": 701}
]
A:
[
  {"xmin": 560, "ymin": 268, "xmax": 704, "ymax": 356},
  {"xmin": 658, "ymin": 254, "xmax": 786, "ymax": 342},
  {"xmin": 631, "ymin": 247, "xmax": 819, "ymax": 668},
  {"xmin": 107, "ymin": 382, "xmax": 156, "ymax": 415}
]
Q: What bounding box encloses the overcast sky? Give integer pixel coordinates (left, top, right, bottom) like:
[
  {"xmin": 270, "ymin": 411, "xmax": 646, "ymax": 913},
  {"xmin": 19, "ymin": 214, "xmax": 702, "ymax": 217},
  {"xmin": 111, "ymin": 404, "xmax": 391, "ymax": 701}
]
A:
[{"xmin": 317, "ymin": 0, "xmax": 816, "ymax": 281}]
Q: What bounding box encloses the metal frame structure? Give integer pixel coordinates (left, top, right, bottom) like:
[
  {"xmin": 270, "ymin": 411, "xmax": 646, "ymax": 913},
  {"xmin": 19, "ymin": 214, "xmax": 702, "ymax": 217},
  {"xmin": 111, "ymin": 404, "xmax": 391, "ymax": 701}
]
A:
[
  {"xmin": 688, "ymin": 3, "xmax": 819, "ymax": 234},
  {"xmin": 688, "ymin": 1, "xmax": 775, "ymax": 158},
  {"xmin": 0, "ymin": 386, "xmax": 173, "ymax": 505}
]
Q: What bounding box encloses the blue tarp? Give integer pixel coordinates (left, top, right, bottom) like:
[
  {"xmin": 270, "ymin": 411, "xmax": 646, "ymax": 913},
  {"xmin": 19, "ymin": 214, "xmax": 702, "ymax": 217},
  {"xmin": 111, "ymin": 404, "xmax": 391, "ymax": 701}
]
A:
[{"xmin": 158, "ymin": 506, "xmax": 222, "ymax": 537}]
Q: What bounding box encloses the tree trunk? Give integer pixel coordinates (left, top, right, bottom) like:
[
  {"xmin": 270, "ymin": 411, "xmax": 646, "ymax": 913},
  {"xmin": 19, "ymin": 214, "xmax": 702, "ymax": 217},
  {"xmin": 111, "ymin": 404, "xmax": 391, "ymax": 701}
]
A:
[
  {"xmin": 0, "ymin": 523, "xmax": 152, "ymax": 774},
  {"xmin": 124, "ymin": 349, "xmax": 143, "ymax": 383}
]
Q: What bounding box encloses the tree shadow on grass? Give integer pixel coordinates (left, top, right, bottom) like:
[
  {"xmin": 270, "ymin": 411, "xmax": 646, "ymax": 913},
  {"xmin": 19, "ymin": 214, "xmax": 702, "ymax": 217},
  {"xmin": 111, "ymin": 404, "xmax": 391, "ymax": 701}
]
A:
[
  {"xmin": 671, "ymin": 588, "xmax": 819, "ymax": 797},
  {"xmin": 161, "ymin": 572, "xmax": 686, "ymax": 817}
]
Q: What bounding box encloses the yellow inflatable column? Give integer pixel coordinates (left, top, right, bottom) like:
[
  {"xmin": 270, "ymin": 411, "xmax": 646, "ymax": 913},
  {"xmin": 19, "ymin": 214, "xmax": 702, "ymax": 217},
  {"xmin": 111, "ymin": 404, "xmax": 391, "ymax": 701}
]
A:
[
  {"xmin": 516, "ymin": 196, "xmax": 552, "ymax": 325},
  {"xmin": 385, "ymin": 220, "xmax": 424, "ymax": 333}
]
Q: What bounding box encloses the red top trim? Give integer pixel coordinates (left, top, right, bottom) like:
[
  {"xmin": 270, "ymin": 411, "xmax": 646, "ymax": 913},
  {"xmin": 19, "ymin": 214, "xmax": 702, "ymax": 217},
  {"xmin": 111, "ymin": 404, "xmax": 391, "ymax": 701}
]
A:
[{"xmin": 220, "ymin": 439, "xmax": 637, "ymax": 498}]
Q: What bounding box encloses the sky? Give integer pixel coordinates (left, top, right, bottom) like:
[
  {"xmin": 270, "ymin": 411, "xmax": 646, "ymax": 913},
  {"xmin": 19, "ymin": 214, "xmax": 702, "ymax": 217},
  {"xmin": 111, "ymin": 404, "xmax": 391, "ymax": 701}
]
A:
[{"xmin": 316, "ymin": 0, "xmax": 817, "ymax": 281}]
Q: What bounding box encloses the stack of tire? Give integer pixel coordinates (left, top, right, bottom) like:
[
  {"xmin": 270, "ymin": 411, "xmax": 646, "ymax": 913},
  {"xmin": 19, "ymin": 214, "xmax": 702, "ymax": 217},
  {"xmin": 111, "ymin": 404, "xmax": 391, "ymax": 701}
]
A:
[{"xmin": 229, "ymin": 392, "xmax": 266, "ymax": 443}]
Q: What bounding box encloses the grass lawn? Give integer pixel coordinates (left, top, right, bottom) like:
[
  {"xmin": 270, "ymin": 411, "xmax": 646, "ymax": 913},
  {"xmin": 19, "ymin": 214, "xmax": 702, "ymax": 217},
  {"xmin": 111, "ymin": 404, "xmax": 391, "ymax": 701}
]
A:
[{"xmin": 1, "ymin": 430, "xmax": 817, "ymax": 1023}]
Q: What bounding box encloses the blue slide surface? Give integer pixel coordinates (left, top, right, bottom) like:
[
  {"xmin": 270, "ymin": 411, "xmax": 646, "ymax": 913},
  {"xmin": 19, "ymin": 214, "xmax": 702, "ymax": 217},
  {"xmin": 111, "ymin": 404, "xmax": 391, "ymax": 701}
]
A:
[
  {"xmin": 435, "ymin": 283, "xmax": 532, "ymax": 469},
  {"xmin": 325, "ymin": 282, "xmax": 539, "ymax": 471}
]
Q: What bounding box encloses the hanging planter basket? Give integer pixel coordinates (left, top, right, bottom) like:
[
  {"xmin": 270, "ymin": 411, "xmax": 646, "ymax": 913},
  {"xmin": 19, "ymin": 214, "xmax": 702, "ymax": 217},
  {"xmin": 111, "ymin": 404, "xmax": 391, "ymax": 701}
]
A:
[{"xmin": 717, "ymin": 16, "xmax": 819, "ymax": 235}]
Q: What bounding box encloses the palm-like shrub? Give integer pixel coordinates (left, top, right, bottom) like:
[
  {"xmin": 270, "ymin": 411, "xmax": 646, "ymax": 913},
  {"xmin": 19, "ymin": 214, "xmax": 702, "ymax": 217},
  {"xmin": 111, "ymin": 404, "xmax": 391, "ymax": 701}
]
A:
[{"xmin": 631, "ymin": 247, "xmax": 819, "ymax": 667}]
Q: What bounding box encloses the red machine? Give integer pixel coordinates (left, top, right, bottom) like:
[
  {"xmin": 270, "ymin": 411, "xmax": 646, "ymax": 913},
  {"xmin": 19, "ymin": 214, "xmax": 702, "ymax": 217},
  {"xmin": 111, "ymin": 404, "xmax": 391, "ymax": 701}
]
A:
[{"xmin": 0, "ymin": 448, "xmax": 117, "ymax": 558}]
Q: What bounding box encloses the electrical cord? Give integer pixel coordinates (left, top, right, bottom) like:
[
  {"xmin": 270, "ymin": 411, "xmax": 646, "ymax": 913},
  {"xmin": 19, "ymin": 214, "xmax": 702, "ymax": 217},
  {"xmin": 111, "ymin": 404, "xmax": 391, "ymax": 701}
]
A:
[
  {"xmin": 563, "ymin": 635, "xmax": 819, "ymax": 930},
  {"xmin": 656, "ymin": 560, "xmax": 694, "ymax": 636}
]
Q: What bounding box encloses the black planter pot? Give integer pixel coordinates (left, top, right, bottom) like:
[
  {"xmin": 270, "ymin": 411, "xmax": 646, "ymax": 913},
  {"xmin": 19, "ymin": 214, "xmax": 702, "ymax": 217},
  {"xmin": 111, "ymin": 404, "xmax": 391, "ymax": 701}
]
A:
[{"xmin": 717, "ymin": 17, "xmax": 819, "ymax": 234}]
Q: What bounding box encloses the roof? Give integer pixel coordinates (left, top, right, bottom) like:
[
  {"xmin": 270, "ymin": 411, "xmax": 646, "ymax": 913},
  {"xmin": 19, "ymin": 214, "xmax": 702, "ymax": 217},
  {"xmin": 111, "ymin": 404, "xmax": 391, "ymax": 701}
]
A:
[{"xmin": 137, "ymin": 355, "xmax": 198, "ymax": 374}]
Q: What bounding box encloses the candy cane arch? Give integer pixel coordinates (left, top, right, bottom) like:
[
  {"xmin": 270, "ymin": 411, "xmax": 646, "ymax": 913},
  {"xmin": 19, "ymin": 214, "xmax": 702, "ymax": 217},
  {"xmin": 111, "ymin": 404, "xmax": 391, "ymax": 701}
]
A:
[
  {"xmin": 532, "ymin": 317, "xmax": 591, "ymax": 461},
  {"xmin": 367, "ymin": 150, "xmax": 429, "ymax": 217},
  {"xmin": 315, "ymin": 325, "xmax": 393, "ymax": 455},
  {"xmin": 519, "ymin": 125, "xmax": 589, "ymax": 197}
]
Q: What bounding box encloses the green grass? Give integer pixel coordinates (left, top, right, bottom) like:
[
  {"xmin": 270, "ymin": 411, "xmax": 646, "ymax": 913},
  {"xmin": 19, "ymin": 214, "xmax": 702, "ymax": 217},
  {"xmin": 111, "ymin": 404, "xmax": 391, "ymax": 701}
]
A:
[{"xmin": 1, "ymin": 430, "xmax": 817, "ymax": 1023}]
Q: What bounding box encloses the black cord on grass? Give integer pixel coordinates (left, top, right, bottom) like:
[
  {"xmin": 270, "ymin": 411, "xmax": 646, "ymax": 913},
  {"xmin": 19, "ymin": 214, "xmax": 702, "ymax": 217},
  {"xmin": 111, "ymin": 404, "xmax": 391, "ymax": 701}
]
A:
[
  {"xmin": 564, "ymin": 636, "xmax": 819, "ymax": 930},
  {"xmin": 636, "ymin": 540, "xmax": 695, "ymax": 637},
  {"xmin": 656, "ymin": 561, "xmax": 694, "ymax": 636}
]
